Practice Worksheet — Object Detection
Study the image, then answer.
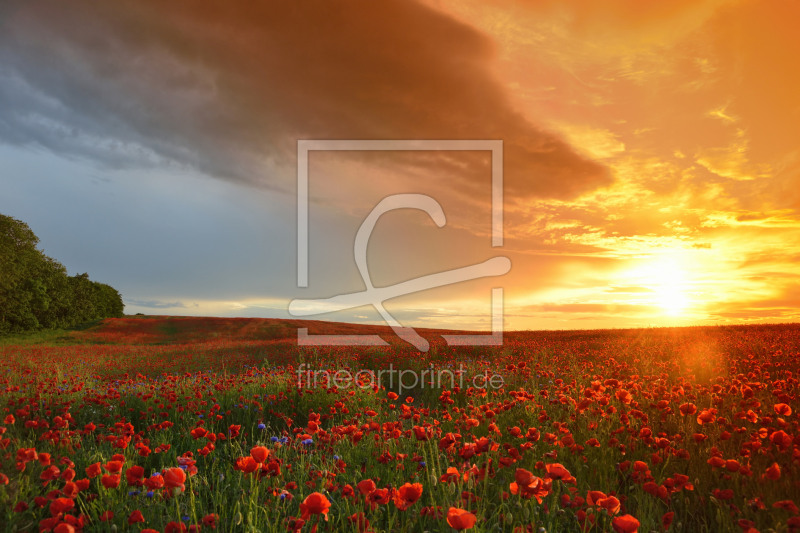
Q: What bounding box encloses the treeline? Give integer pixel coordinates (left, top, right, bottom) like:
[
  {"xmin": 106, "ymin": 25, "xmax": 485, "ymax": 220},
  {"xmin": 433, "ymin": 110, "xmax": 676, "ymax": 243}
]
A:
[{"xmin": 0, "ymin": 213, "xmax": 124, "ymax": 335}]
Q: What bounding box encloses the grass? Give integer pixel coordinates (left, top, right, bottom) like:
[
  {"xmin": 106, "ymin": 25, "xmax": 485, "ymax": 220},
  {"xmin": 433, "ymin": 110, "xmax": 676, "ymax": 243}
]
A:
[{"xmin": 0, "ymin": 318, "xmax": 798, "ymax": 532}]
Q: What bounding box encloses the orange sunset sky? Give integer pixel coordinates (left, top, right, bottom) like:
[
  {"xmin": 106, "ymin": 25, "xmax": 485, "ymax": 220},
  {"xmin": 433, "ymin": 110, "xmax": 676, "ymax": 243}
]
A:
[{"xmin": 1, "ymin": 0, "xmax": 799, "ymax": 330}]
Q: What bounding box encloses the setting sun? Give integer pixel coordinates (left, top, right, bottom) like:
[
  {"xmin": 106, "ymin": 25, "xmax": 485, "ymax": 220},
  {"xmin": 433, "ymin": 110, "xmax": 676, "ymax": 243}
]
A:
[
  {"xmin": 654, "ymin": 272, "xmax": 690, "ymax": 316},
  {"xmin": 625, "ymin": 254, "xmax": 692, "ymax": 317}
]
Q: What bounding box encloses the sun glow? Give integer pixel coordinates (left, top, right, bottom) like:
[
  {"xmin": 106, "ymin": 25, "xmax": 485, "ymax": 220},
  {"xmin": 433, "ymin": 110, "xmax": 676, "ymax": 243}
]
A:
[
  {"xmin": 654, "ymin": 272, "xmax": 690, "ymax": 316},
  {"xmin": 628, "ymin": 254, "xmax": 692, "ymax": 317}
]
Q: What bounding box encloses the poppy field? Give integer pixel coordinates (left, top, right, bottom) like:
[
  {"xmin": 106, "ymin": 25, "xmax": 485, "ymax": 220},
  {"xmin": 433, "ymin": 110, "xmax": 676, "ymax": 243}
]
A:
[{"xmin": 1, "ymin": 317, "xmax": 799, "ymax": 532}]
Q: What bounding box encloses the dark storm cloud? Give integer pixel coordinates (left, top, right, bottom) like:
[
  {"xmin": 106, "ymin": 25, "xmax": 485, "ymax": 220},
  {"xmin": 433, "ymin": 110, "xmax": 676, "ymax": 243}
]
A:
[{"xmin": 0, "ymin": 0, "xmax": 609, "ymax": 199}]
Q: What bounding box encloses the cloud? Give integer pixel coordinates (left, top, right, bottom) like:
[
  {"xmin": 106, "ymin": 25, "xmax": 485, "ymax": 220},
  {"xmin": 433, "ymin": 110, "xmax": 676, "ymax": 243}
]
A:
[
  {"xmin": 548, "ymin": 123, "xmax": 625, "ymax": 160},
  {"xmin": 4, "ymin": 0, "xmax": 800, "ymax": 331},
  {"xmin": 735, "ymin": 213, "xmax": 768, "ymax": 222},
  {"xmin": 706, "ymin": 283, "xmax": 800, "ymax": 321},
  {"xmin": 606, "ymin": 286, "xmax": 653, "ymax": 293},
  {"xmin": 695, "ymin": 129, "xmax": 771, "ymax": 182},
  {"xmin": 125, "ymin": 299, "xmax": 188, "ymax": 309},
  {"xmin": 0, "ymin": 0, "xmax": 609, "ymax": 200},
  {"xmin": 512, "ymin": 302, "xmax": 661, "ymax": 316}
]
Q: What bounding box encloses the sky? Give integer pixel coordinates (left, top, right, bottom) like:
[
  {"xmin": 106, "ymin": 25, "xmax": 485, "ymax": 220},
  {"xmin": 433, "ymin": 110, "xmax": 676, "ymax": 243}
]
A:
[{"xmin": 1, "ymin": 0, "xmax": 799, "ymax": 331}]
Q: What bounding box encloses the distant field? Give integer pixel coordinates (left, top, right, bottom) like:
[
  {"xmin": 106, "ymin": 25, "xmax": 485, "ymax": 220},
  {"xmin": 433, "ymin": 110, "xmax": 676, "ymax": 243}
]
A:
[{"xmin": 1, "ymin": 317, "xmax": 798, "ymax": 532}]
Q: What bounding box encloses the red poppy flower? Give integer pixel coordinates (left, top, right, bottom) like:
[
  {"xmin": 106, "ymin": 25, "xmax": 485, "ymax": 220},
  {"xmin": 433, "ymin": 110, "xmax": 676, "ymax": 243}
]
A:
[
  {"xmin": 774, "ymin": 403, "xmax": 792, "ymax": 416},
  {"xmin": 235, "ymin": 456, "xmax": 259, "ymax": 473},
  {"xmin": 101, "ymin": 474, "xmax": 121, "ymax": 489},
  {"xmin": 145, "ymin": 474, "xmax": 164, "ymax": 490},
  {"xmin": 393, "ymin": 482, "xmax": 423, "ymax": 510},
  {"xmin": 103, "ymin": 460, "xmax": 124, "ymax": 474},
  {"xmin": 713, "ymin": 489, "xmax": 734, "ymax": 501},
  {"xmin": 771, "ymin": 430, "xmax": 793, "ymax": 451},
  {"xmin": 367, "ymin": 488, "xmax": 391, "ymax": 509},
  {"xmin": 510, "ymin": 469, "xmax": 552, "ymax": 503},
  {"xmin": 447, "ymin": 507, "xmax": 477, "ymax": 530},
  {"xmin": 285, "ymin": 518, "xmax": 305, "ymax": 532},
  {"xmin": 125, "ymin": 465, "xmax": 145, "ymax": 486},
  {"xmin": 440, "ymin": 467, "xmax": 460, "ymax": 483},
  {"xmin": 251, "ymin": 446, "xmax": 269, "ymax": 464},
  {"xmin": 128, "ymin": 510, "xmax": 145, "ymax": 524},
  {"xmin": 299, "ymin": 492, "xmax": 331, "ymax": 520},
  {"xmin": 61, "ymin": 468, "xmax": 76, "ymax": 482},
  {"xmin": 357, "ymin": 479, "xmax": 376, "ymax": 495},
  {"xmin": 164, "ymin": 467, "xmax": 186, "ymax": 492},
  {"xmin": 165, "ymin": 521, "xmax": 187, "ymax": 533},
  {"xmin": 412, "ymin": 426, "xmax": 431, "ymax": 441},
  {"xmin": 545, "ymin": 463, "xmax": 576, "ymax": 484},
  {"xmin": 202, "ymin": 513, "xmax": 219, "ymax": 528},
  {"xmin": 586, "ymin": 490, "xmax": 607, "ymax": 506},
  {"xmin": 597, "ymin": 496, "xmax": 621, "ymax": 515},
  {"xmin": 696, "ymin": 409, "xmax": 716, "ymax": 425},
  {"xmin": 85, "ymin": 462, "xmax": 102, "ymax": 478},
  {"xmin": 765, "ymin": 462, "xmax": 781, "ymax": 480},
  {"xmin": 773, "ymin": 500, "xmax": 800, "ymax": 514},
  {"xmin": 615, "ymin": 389, "xmax": 632, "ymax": 404},
  {"xmin": 40, "ymin": 465, "xmax": 61, "ymax": 482},
  {"xmin": 612, "ymin": 514, "xmax": 640, "ymax": 533},
  {"xmin": 49, "ymin": 498, "xmax": 75, "ymax": 516},
  {"xmin": 725, "ymin": 459, "xmax": 741, "ymax": 472}
]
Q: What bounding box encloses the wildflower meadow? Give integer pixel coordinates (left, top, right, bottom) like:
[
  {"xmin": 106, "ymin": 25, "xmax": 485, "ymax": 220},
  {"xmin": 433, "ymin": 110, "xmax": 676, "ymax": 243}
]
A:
[{"xmin": 1, "ymin": 317, "xmax": 798, "ymax": 532}]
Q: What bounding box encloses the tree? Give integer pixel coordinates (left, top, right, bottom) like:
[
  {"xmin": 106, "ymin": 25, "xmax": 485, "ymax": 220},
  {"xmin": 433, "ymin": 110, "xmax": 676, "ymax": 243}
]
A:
[
  {"xmin": 0, "ymin": 214, "xmax": 42, "ymax": 333},
  {"xmin": 0, "ymin": 213, "xmax": 124, "ymax": 335}
]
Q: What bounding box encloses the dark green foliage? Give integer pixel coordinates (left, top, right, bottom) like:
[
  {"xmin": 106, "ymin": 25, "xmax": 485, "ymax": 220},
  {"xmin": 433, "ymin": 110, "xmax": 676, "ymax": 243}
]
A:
[{"xmin": 0, "ymin": 213, "xmax": 124, "ymax": 335}]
